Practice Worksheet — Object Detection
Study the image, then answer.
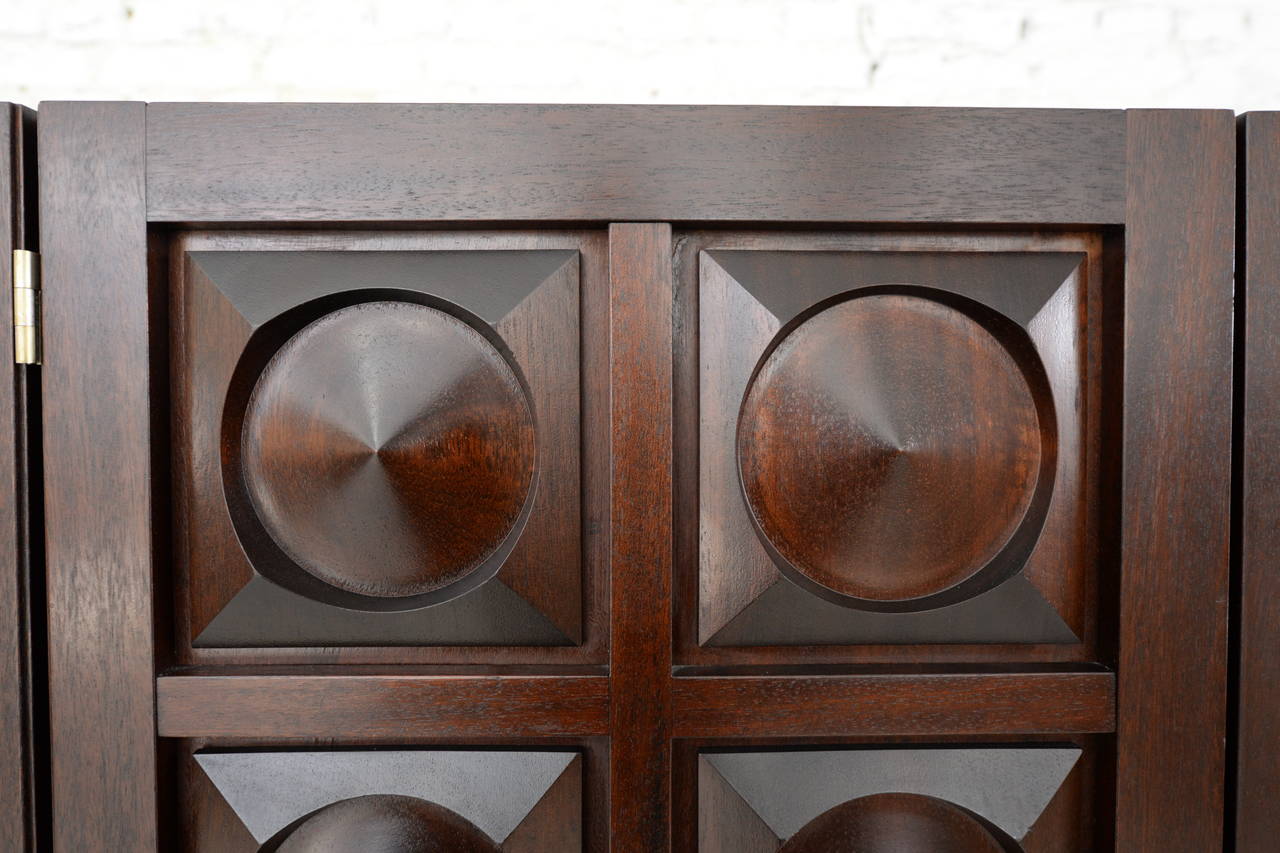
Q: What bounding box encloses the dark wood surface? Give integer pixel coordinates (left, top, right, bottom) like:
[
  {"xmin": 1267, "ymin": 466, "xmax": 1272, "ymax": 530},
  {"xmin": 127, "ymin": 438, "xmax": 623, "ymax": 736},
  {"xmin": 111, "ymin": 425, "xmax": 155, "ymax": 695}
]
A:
[
  {"xmin": 503, "ymin": 754, "xmax": 585, "ymax": 853},
  {"xmin": 777, "ymin": 793, "xmax": 1012, "ymax": 853},
  {"xmin": 608, "ymin": 223, "xmax": 674, "ymax": 852},
  {"xmin": 170, "ymin": 229, "xmax": 609, "ymax": 663},
  {"xmin": 144, "ymin": 104, "xmax": 1125, "ymax": 225},
  {"xmin": 174, "ymin": 741, "xmax": 596, "ymax": 852},
  {"xmin": 240, "ymin": 299, "xmax": 537, "ymax": 604},
  {"xmin": 737, "ymin": 291, "xmax": 1045, "ymax": 610},
  {"xmin": 156, "ymin": 673, "xmax": 610, "ymax": 738},
  {"xmin": 266, "ymin": 795, "xmax": 500, "ymax": 853},
  {"xmin": 1235, "ymin": 110, "xmax": 1280, "ymax": 853},
  {"xmin": 180, "ymin": 746, "xmax": 584, "ymax": 851},
  {"xmin": 26, "ymin": 103, "xmax": 1241, "ymax": 851},
  {"xmin": 676, "ymin": 230, "xmax": 1105, "ymax": 663},
  {"xmin": 0, "ymin": 102, "xmax": 41, "ymax": 853},
  {"xmin": 40, "ymin": 101, "xmax": 158, "ymax": 851},
  {"xmin": 696, "ymin": 741, "xmax": 1090, "ymax": 853},
  {"xmin": 686, "ymin": 733, "xmax": 1105, "ymax": 853},
  {"xmin": 1115, "ymin": 109, "xmax": 1234, "ymax": 852},
  {"xmin": 672, "ymin": 671, "xmax": 1115, "ymax": 738}
]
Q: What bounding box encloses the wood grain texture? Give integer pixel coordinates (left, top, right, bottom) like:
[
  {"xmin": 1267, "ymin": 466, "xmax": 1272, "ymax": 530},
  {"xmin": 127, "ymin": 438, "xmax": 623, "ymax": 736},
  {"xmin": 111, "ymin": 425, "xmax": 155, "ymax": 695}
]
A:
[
  {"xmin": 40, "ymin": 101, "xmax": 157, "ymax": 851},
  {"xmin": 608, "ymin": 223, "xmax": 673, "ymax": 852},
  {"xmin": 1235, "ymin": 111, "xmax": 1280, "ymax": 853},
  {"xmin": 778, "ymin": 794, "xmax": 1014, "ymax": 853},
  {"xmin": 264, "ymin": 795, "xmax": 500, "ymax": 852},
  {"xmin": 675, "ymin": 229, "xmax": 1104, "ymax": 663},
  {"xmin": 673, "ymin": 672, "xmax": 1115, "ymax": 738},
  {"xmin": 0, "ymin": 102, "xmax": 40, "ymax": 853},
  {"xmin": 175, "ymin": 739, "xmax": 604, "ymax": 853},
  {"xmin": 738, "ymin": 292, "xmax": 1044, "ymax": 610},
  {"xmin": 145, "ymin": 104, "xmax": 1125, "ymax": 224},
  {"xmin": 1116, "ymin": 109, "xmax": 1234, "ymax": 852},
  {"xmin": 240, "ymin": 299, "xmax": 536, "ymax": 606},
  {"xmin": 156, "ymin": 674, "xmax": 610, "ymax": 739},
  {"xmin": 171, "ymin": 229, "xmax": 607, "ymax": 664},
  {"xmin": 501, "ymin": 755, "xmax": 583, "ymax": 853},
  {"xmin": 698, "ymin": 758, "xmax": 781, "ymax": 853}
]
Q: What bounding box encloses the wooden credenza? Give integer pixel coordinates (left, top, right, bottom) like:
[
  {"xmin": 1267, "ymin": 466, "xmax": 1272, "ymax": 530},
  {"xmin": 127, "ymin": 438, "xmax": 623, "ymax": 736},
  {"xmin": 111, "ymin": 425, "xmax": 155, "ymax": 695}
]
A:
[{"xmin": 0, "ymin": 102, "xmax": 1271, "ymax": 851}]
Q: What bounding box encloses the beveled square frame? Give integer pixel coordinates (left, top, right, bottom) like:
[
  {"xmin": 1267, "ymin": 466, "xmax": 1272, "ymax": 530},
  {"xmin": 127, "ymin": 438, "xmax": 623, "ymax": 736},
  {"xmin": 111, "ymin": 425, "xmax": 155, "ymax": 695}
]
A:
[
  {"xmin": 168, "ymin": 229, "xmax": 610, "ymax": 666},
  {"xmin": 676, "ymin": 231, "xmax": 1109, "ymax": 663}
]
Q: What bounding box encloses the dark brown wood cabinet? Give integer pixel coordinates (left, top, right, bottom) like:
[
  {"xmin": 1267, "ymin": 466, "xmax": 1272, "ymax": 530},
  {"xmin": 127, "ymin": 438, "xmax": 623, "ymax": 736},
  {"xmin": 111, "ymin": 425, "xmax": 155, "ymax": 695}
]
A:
[{"xmin": 0, "ymin": 102, "xmax": 1254, "ymax": 850}]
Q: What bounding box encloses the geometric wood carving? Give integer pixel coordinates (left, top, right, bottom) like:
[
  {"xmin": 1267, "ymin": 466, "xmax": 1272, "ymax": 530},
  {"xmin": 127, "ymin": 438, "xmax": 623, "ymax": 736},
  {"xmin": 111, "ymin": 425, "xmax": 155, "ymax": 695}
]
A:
[
  {"xmin": 777, "ymin": 793, "xmax": 1020, "ymax": 852},
  {"xmin": 699, "ymin": 747, "xmax": 1079, "ymax": 851},
  {"xmin": 262, "ymin": 796, "xmax": 501, "ymax": 852},
  {"xmin": 174, "ymin": 247, "xmax": 584, "ymax": 647},
  {"xmin": 698, "ymin": 249, "xmax": 1091, "ymax": 646},
  {"xmin": 240, "ymin": 301, "xmax": 537, "ymax": 608},
  {"xmin": 195, "ymin": 750, "xmax": 582, "ymax": 851}
]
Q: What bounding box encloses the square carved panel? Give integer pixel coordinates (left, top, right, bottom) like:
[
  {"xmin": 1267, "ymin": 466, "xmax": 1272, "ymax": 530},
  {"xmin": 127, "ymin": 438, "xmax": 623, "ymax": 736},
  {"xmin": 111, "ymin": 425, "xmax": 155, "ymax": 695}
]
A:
[
  {"xmin": 689, "ymin": 235, "xmax": 1104, "ymax": 651},
  {"xmin": 171, "ymin": 233, "xmax": 604, "ymax": 653},
  {"xmin": 698, "ymin": 745, "xmax": 1086, "ymax": 852},
  {"xmin": 188, "ymin": 748, "xmax": 582, "ymax": 851}
]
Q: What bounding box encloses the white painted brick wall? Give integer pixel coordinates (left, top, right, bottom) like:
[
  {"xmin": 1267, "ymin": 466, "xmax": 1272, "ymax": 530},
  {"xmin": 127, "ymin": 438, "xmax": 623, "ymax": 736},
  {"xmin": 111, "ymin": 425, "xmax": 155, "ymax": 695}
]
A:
[{"xmin": 1, "ymin": 0, "xmax": 1276, "ymax": 108}]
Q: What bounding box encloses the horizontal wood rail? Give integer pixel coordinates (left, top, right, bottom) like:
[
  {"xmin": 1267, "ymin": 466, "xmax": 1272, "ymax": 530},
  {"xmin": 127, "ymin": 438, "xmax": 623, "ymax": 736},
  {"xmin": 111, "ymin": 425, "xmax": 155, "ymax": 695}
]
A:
[
  {"xmin": 673, "ymin": 671, "xmax": 1116, "ymax": 738},
  {"xmin": 144, "ymin": 104, "xmax": 1125, "ymax": 225},
  {"xmin": 159, "ymin": 669, "xmax": 1114, "ymax": 742},
  {"xmin": 157, "ymin": 674, "xmax": 611, "ymax": 738}
]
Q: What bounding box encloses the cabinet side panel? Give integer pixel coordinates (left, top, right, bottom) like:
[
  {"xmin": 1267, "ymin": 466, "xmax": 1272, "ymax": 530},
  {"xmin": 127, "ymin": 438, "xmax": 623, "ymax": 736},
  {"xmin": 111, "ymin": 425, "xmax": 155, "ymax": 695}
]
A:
[
  {"xmin": 1236, "ymin": 111, "xmax": 1280, "ymax": 853},
  {"xmin": 40, "ymin": 101, "xmax": 156, "ymax": 851},
  {"xmin": 0, "ymin": 103, "xmax": 39, "ymax": 852}
]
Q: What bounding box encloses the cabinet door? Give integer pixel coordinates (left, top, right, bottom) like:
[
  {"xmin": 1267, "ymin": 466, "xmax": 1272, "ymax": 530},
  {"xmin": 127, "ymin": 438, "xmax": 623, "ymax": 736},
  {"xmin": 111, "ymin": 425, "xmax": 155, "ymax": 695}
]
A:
[
  {"xmin": 38, "ymin": 104, "xmax": 1232, "ymax": 852},
  {"xmin": 1235, "ymin": 111, "xmax": 1280, "ymax": 853},
  {"xmin": 0, "ymin": 102, "xmax": 40, "ymax": 853}
]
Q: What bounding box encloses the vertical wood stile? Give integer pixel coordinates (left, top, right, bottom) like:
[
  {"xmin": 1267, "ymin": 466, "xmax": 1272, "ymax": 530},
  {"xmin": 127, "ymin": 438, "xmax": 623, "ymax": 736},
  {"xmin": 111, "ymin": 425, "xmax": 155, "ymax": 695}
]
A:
[
  {"xmin": 1117, "ymin": 109, "xmax": 1234, "ymax": 852},
  {"xmin": 1234, "ymin": 111, "xmax": 1280, "ymax": 853},
  {"xmin": 609, "ymin": 223, "xmax": 674, "ymax": 852},
  {"xmin": 41, "ymin": 102, "xmax": 157, "ymax": 851}
]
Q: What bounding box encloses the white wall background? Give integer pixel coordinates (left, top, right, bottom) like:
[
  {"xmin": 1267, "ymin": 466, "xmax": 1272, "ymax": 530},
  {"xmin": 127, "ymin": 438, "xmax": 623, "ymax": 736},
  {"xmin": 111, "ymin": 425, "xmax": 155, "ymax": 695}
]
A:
[{"xmin": 2, "ymin": 0, "xmax": 1278, "ymax": 109}]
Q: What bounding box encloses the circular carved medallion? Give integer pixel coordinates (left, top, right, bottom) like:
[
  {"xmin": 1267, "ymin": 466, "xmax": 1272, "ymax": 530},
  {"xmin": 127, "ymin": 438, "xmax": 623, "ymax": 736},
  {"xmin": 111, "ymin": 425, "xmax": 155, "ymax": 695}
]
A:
[
  {"xmin": 241, "ymin": 301, "xmax": 536, "ymax": 602},
  {"xmin": 738, "ymin": 293, "xmax": 1044, "ymax": 610},
  {"xmin": 779, "ymin": 793, "xmax": 1017, "ymax": 853},
  {"xmin": 267, "ymin": 795, "xmax": 499, "ymax": 853}
]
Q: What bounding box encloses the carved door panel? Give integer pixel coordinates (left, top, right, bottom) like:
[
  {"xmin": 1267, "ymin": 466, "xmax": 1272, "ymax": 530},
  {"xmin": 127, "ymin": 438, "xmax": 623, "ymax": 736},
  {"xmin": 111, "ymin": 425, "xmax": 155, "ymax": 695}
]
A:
[{"xmin": 36, "ymin": 104, "xmax": 1232, "ymax": 852}]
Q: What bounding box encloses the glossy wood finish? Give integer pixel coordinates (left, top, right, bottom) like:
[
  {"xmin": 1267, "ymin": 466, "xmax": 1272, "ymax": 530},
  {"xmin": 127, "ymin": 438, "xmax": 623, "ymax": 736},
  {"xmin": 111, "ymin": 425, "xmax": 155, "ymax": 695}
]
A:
[
  {"xmin": 672, "ymin": 671, "xmax": 1115, "ymax": 738},
  {"xmin": 191, "ymin": 748, "xmax": 582, "ymax": 852},
  {"xmin": 145, "ymin": 105, "xmax": 1125, "ymax": 225},
  {"xmin": 697, "ymin": 744, "xmax": 1086, "ymax": 853},
  {"xmin": 1116, "ymin": 110, "xmax": 1235, "ymax": 852},
  {"xmin": 241, "ymin": 300, "xmax": 536, "ymax": 606},
  {"xmin": 608, "ymin": 223, "xmax": 674, "ymax": 852},
  {"xmin": 266, "ymin": 795, "xmax": 500, "ymax": 853},
  {"xmin": 33, "ymin": 104, "xmax": 1237, "ymax": 852},
  {"xmin": 0, "ymin": 102, "xmax": 41, "ymax": 853},
  {"xmin": 681, "ymin": 232, "xmax": 1101, "ymax": 658},
  {"xmin": 40, "ymin": 101, "xmax": 157, "ymax": 852},
  {"xmin": 778, "ymin": 794, "xmax": 1013, "ymax": 853},
  {"xmin": 739, "ymin": 293, "xmax": 1044, "ymax": 610},
  {"xmin": 1235, "ymin": 111, "xmax": 1280, "ymax": 853},
  {"xmin": 157, "ymin": 672, "xmax": 610, "ymax": 739},
  {"xmin": 177, "ymin": 742, "xmax": 601, "ymax": 853},
  {"xmin": 172, "ymin": 230, "xmax": 607, "ymax": 660}
]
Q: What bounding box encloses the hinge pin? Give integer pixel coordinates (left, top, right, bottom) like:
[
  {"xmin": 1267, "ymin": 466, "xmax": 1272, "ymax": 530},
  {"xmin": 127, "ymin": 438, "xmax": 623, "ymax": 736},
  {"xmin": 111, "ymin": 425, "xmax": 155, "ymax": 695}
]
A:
[{"xmin": 13, "ymin": 249, "xmax": 39, "ymax": 365}]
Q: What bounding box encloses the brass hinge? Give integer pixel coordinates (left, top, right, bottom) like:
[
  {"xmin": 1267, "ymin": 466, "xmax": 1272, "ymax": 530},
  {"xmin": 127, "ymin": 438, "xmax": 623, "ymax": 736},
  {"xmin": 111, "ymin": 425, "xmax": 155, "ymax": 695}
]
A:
[{"xmin": 12, "ymin": 249, "xmax": 39, "ymax": 365}]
